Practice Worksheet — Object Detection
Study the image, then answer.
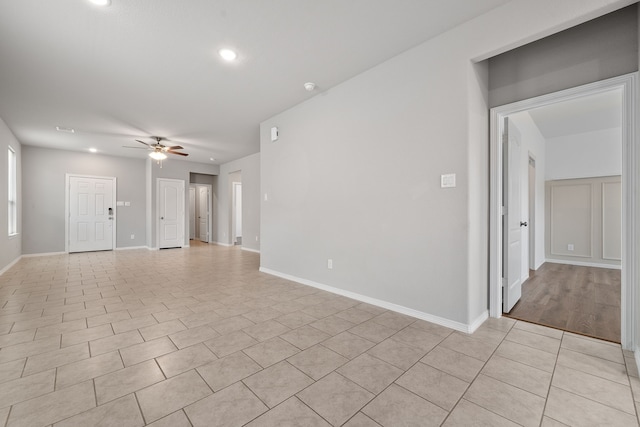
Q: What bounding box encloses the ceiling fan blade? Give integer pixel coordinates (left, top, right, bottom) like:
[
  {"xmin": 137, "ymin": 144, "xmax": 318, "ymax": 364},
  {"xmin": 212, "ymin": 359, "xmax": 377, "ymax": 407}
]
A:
[
  {"xmin": 166, "ymin": 145, "xmax": 184, "ymax": 150},
  {"xmin": 122, "ymin": 146, "xmax": 150, "ymax": 149},
  {"xmin": 135, "ymin": 139, "xmax": 151, "ymax": 147},
  {"xmin": 167, "ymin": 150, "xmax": 189, "ymax": 156}
]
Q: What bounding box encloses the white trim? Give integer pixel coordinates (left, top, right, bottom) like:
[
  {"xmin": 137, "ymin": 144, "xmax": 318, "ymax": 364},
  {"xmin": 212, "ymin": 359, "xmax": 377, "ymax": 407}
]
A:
[
  {"xmin": 241, "ymin": 247, "xmax": 260, "ymax": 254},
  {"xmin": 65, "ymin": 174, "xmax": 117, "ymax": 253},
  {"xmin": 22, "ymin": 251, "xmax": 66, "ymax": 258},
  {"xmin": 213, "ymin": 241, "xmax": 233, "ymax": 247},
  {"xmin": 635, "ymin": 346, "xmax": 640, "ymax": 379},
  {"xmin": 544, "ymin": 259, "xmax": 621, "ymax": 270},
  {"xmin": 260, "ymin": 267, "xmax": 485, "ymax": 334},
  {"xmin": 115, "ymin": 246, "xmax": 149, "ymax": 251},
  {"xmin": 0, "ymin": 256, "xmax": 21, "ymax": 276},
  {"xmin": 489, "ymin": 73, "xmax": 637, "ymax": 350}
]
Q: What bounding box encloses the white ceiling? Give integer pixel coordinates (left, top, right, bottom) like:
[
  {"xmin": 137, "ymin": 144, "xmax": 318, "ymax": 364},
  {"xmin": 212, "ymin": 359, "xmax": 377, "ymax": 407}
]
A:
[
  {"xmin": 527, "ymin": 89, "xmax": 622, "ymax": 139},
  {"xmin": 0, "ymin": 0, "xmax": 511, "ymax": 164}
]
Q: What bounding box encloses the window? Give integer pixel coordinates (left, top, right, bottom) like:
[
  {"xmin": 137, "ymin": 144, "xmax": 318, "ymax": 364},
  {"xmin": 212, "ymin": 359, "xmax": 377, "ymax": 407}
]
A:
[{"xmin": 8, "ymin": 146, "xmax": 16, "ymax": 235}]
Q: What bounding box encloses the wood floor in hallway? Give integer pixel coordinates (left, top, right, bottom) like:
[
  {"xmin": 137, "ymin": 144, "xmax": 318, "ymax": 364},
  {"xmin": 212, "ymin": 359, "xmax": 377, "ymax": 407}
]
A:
[{"xmin": 506, "ymin": 263, "xmax": 621, "ymax": 343}]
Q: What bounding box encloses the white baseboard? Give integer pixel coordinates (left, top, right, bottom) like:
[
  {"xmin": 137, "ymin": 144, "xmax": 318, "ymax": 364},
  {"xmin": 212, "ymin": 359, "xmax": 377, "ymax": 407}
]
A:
[
  {"xmin": 0, "ymin": 256, "xmax": 22, "ymax": 276},
  {"xmin": 259, "ymin": 267, "xmax": 483, "ymax": 334},
  {"xmin": 115, "ymin": 246, "xmax": 149, "ymax": 251},
  {"xmin": 545, "ymin": 259, "xmax": 621, "ymax": 270},
  {"xmin": 213, "ymin": 241, "xmax": 233, "ymax": 247},
  {"xmin": 241, "ymin": 247, "xmax": 260, "ymax": 254},
  {"xmin": 22, "ymin": 252, "xmax": 66, "ymax": 258}
]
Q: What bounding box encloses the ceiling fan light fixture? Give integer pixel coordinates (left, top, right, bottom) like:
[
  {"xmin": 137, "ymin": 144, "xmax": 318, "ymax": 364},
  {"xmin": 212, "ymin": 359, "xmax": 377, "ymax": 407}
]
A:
[
  {"xmin": 89, "ymin": 148, "xmax": 97, "ymax": 153},
  {"xmin": 149, "ymin": 151, "xmax": 167, "ymax": 161},
  {"xmin": 219, "ymin": 48, "xmax": 237, "ymax": 61},
  {"xmin": 89, "ymin": 0, "xmax": 111, "ymax": 6}
]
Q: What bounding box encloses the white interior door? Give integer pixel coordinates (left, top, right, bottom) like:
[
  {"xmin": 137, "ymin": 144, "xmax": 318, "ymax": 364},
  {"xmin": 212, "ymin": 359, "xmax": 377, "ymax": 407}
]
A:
[
  {"xmin": 503, "ymin": 117, "xmax": 523, "ymax": 313},
  {"xmin": 158, "ymin": 179, "xmax": 184, "ymax": 249},
  {"xmin": 198, "ymin": 186, "xmax": 209, "ymax": 242},
  {"xmin": 189, "ymin": 186, "xmax": 196, "ymax": 240},
  {"xmin": 68, "ymin": 176, "xmax": 115, "ymax": 253}
]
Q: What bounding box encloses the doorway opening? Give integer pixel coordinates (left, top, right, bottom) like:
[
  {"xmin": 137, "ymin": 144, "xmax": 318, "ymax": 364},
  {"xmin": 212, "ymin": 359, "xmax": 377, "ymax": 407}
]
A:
[
  {"xmin": 489, "ymin": 73, "xmax": 638, "ymax": 349},
  {"xmin": 229, "ymin": 171, "xmax": 242, "ymax": 246},
  {"xmin": 189, "ymin": 184, "xmax": 211, "ymax": 243}
]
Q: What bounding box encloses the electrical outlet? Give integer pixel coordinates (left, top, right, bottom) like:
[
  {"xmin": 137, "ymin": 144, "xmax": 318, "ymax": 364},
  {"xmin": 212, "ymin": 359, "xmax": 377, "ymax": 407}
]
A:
[
  {"xmin": 131, "ymin": 234, "xmax": 135, "ymax": 240},
  {"xmin": 567, "ymin": 244, "xmax": 574, "ymax": 251},
  {"xmin": 327, "ymin": 259, "xmax": 333, "ymax": 269}
]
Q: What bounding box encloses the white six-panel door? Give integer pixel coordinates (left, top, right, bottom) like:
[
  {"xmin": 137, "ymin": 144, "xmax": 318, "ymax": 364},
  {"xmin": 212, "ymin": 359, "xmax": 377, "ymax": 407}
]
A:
[
  {"xmin": 68, "ymin": 175, "xmax": 115, "ymax": 253},
  {"xmin": 158, "ymin": 178, "xmax": 185, "ymax": 249}
]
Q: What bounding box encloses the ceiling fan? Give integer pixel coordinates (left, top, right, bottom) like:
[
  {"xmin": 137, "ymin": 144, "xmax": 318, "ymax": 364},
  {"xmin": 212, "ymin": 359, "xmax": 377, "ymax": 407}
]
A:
[{"xmin": 123, "ymin": 136, "xmax": 189, "ymax": 163}]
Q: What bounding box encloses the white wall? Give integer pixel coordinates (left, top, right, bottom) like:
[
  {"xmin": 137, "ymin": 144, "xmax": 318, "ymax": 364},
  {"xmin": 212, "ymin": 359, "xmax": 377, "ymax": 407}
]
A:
[
  {"xmin": 259, "ymin": 0, "xmax": 633, "ymax": 329},
  {"xmin": 509, "ymin": 112, "xmax": 547, "ymax": 275},
  {"xmin": 0, "ymin": 117, "xmax": 21, "ymax": 272},
  {"xmin": 21, "ymin": 146, "xmax": 147, "ymax": 254},
  {"xmin": 217, "ymin": 153, "xmax": 260, "ymax": 252},
  {"xmin": 545, "ymin": 127, "xmax": 622, "ymax": 180}
]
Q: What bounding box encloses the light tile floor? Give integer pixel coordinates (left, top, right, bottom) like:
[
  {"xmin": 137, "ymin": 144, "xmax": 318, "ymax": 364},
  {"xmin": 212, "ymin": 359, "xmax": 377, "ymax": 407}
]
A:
[{"xmin": 0, "ymin": 244, "xmax": 638, "ymax": 426}]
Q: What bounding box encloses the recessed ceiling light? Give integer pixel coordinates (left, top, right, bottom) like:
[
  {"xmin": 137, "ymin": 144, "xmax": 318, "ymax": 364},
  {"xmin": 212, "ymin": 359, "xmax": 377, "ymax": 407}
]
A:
[
  {"xmin": 89, "ymin": 0, "xmax": 111, "ymax": 6},
  {"xmin": 56, "ymin": 126, "xmax": 75, "ymax": 133},
  {"xmin": 210, "ymin": 157, "xmax": 216, "ymax": 161},
  {"xmin": 89, "ymin": 148, "xmax": 97, "ymax": 153},
  {"xmin": 218, "ymin": 49, "xmax": 237, "ymax": 61}
]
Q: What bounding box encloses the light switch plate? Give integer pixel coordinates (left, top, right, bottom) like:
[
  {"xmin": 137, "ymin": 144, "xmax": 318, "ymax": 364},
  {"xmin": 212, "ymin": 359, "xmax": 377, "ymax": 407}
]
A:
[{"xmin": 441, "ymin": 173, "xmax": 456, "ymax": 188}]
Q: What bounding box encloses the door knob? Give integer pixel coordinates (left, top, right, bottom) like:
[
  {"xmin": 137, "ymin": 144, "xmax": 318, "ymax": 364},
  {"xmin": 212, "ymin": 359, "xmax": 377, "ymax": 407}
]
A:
[
  {"xmin": 520, "ymin": 221, "xmax": 528, "ymax": 227},
  {"xmin": 160, "ymin": 217, "xmax": 164, "ymax": 220}
]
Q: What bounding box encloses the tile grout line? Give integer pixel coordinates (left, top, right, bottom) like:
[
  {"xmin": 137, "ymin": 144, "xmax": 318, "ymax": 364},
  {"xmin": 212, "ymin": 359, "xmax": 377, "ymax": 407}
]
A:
[
  {"xmin": 429, "ymin": 322, "xmax": 516, "ymax": 425},
  {"xmin": 537, "ymin": 330, "xmax": 563, "ymax": 427}
]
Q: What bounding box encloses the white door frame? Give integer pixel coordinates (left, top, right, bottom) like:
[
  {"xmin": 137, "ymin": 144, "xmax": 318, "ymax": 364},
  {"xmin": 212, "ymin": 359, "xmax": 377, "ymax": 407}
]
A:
[
  {"xmin": 156, "ymin": 178, "xmax": 185, "ymax": 249},
  {"xmin": 489, "ymin": 73, "xmax": 638, "ymax": 350},
  {"xmin": 65, "ymin": 174, "xmax": 117, "ymax": 253}
]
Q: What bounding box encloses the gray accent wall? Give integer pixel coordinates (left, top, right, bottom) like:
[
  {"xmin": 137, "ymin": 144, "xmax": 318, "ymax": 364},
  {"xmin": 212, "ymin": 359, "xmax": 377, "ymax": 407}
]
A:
[
  {"xmin": 489, "ymin": 4, "xmax": 638, "ymax": 108},
  {"xmin": 21, "ymin": 146, "xmax": 147, "ymax": 254},
  {"xmin": 260, "ymin": 0, "xmax": 634, "ymax": 328},
  {"xmin": 0, "ymin": 117, "xmax": 21, "ymax": 272},
  {"xmin": 217, "ymin": 153, "xmax": 260, "ymax": 252}
]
